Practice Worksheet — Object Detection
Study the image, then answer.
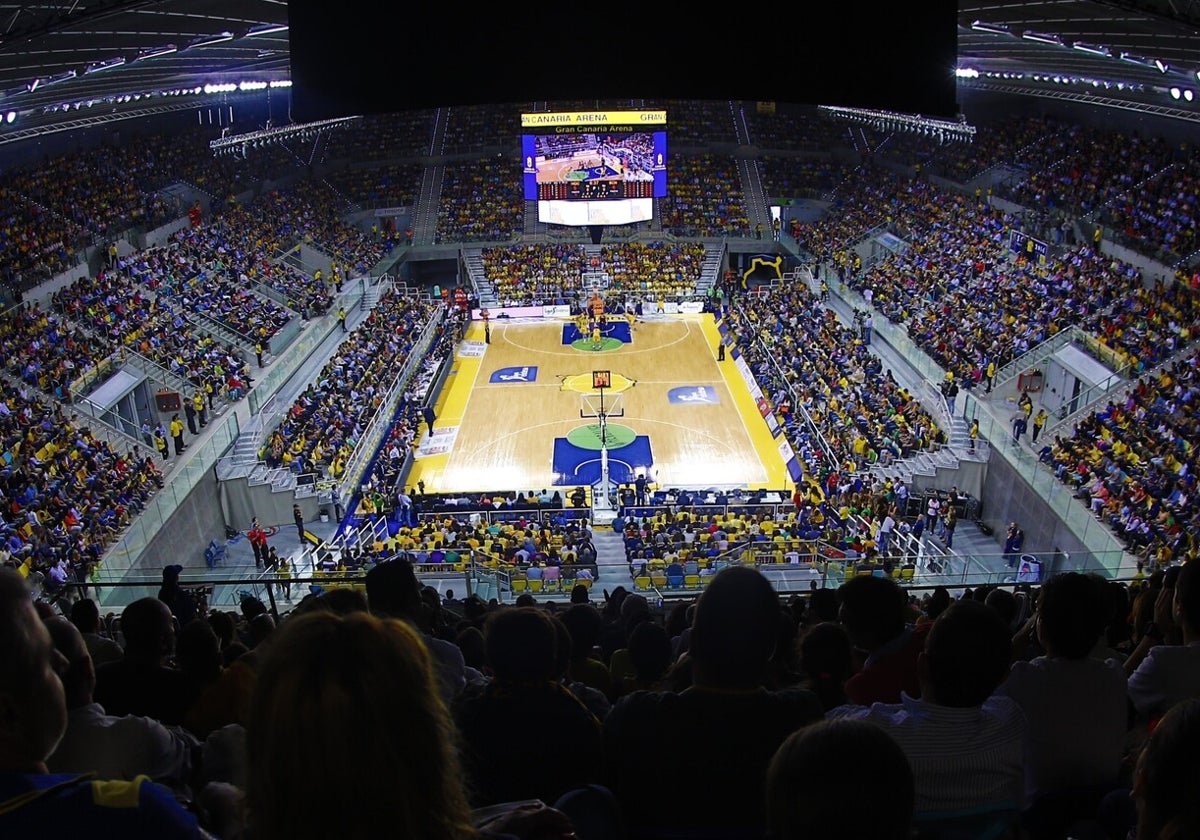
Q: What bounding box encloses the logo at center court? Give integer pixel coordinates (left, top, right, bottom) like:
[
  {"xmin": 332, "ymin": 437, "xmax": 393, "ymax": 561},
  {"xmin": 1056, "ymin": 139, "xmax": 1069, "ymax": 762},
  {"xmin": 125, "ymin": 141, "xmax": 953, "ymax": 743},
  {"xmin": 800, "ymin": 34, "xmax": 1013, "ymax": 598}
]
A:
[{"xmin": 490, "ymin": 366, "xmax": 538, "ymax": 383}]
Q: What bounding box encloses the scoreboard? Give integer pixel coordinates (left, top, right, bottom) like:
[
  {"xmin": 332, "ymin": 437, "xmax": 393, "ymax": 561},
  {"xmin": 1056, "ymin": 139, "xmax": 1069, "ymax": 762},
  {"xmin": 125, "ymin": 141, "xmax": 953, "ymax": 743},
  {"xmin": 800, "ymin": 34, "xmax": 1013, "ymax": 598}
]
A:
[{"xmin": 538, "ymin": 179, "xmax": 657, "ymax": 201}]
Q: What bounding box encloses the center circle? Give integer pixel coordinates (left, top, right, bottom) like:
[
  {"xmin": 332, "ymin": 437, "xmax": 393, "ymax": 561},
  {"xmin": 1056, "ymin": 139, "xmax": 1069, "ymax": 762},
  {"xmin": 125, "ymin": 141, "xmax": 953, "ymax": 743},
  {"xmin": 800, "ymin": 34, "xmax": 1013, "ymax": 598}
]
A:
[{"xmin": 566, "ymin": 423, "xmax": 637, "ymax": 451}]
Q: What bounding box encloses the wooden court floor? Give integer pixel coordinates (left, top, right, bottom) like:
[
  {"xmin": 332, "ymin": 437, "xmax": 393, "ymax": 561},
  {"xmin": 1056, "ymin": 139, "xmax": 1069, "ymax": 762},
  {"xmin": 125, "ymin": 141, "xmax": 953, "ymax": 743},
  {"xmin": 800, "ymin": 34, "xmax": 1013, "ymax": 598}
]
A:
[{"xmin": 407, "ymin": 316, "xmax": 790, "ymax": 495}]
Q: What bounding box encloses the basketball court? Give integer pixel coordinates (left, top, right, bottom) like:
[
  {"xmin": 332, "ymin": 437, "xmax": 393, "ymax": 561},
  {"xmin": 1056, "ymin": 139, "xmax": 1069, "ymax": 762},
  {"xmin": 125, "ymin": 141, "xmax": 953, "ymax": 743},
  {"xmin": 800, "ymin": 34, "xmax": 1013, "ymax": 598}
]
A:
[{"xmin": 407, "ymin": 315, "xmax": 790, "ymax": 494}]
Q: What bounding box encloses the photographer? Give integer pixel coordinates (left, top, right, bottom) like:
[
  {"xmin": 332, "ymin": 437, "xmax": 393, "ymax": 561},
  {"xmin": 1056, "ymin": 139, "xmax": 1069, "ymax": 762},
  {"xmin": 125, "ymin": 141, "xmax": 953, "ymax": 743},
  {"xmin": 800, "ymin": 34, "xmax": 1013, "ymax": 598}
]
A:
[{"xmin": 157, "ymin": 564, "xmax": 198, "ymax": 627}]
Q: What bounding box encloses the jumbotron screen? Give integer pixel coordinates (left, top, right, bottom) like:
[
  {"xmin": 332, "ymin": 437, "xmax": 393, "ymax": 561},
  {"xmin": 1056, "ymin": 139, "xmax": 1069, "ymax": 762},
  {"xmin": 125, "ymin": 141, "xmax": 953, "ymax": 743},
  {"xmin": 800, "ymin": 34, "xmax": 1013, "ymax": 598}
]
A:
[{"xmin": 522, "ymin": 110, "xmax": 666, "ymax": 226}]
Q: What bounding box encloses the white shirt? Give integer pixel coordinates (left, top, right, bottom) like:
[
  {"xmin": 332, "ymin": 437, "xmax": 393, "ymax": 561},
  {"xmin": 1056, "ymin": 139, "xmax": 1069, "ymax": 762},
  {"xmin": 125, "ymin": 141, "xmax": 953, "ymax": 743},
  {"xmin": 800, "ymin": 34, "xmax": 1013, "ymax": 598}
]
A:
[
  {"xmin": 47, "ymin": 703, "xmax": 194, "ymax": 792},
  {"xmin": 1128, "ymin": 641, "xmax": 1200, "ymax": 722},
  {"xmin": 829, "ymin": 693, "xmax": 1027, "ymax": 815},
  {"xmin": 996, "ymin": 656, "xmax": 1127, "ymax": 799}
]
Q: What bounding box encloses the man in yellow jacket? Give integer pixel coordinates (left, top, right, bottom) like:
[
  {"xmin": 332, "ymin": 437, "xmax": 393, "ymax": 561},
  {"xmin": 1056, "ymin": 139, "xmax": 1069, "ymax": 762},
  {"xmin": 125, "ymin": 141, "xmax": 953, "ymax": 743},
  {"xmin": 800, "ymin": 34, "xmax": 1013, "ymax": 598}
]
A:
[{"xmin": 169, "ymin": 414, "xmax": 186, "ymax": 455}]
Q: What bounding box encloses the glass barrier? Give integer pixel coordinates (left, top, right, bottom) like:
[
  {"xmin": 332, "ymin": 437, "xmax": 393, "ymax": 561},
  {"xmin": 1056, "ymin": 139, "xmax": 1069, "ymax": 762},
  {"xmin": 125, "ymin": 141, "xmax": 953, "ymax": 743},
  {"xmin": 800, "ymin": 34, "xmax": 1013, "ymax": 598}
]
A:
[
  {"xmin": 961, "ymin": 391, "xmax": 1126, "ymax": 575},
  {"xmin": 248, "ymin": 314, "xmax": 339, "ymax": 415},
  {"xmin": 97, "ymin": 411, "xmax": 240, "ymax": 580}
]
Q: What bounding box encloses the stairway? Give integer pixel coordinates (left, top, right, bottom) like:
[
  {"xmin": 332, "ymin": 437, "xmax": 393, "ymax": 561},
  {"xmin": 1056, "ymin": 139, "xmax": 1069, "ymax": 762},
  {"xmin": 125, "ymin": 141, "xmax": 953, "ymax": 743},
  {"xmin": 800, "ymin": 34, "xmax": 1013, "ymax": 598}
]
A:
[{"xmin": 591, "ymin": 524, "xmax": 632, "ymax": 587}]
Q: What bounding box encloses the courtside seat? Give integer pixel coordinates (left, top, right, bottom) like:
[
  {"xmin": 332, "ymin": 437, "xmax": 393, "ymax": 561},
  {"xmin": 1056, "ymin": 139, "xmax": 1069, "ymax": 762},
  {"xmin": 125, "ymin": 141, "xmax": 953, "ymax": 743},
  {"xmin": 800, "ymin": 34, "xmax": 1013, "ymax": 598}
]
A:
[
  {"xmin": 528, "ymin": 578, "xmax": 544, "ymax": 593},
  {"xmin": 511, "ymin": 577, "xmax": 528, "ymax": 593},
  {"xmin": 651, "ymin": 572, "xmax": 668, "ymax": 589},
  {"xmin": 683, "ymin": 573, "xmax": 701, "ymax": 589},
  {"xmin": 634, "ymin": 575, "xmax": 652, "ymax": 591}
]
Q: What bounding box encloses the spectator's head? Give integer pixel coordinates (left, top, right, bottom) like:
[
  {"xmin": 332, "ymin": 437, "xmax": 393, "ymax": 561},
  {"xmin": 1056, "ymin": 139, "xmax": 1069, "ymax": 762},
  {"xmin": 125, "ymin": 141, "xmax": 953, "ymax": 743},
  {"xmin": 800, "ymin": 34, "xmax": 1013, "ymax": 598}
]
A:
[
  {"xmin": 68, "ymin": 597, "xmax": 103, "ymax": 635},
  {"xmin": 569, "ymin": 584, "xmax": 590, "ymax": 604},
  {"xmin": 176, "ymin": 618, "xmax": 222, "ymax": 683},
  {"xmin": 800, "ymin": 622, "xmax": 854, "ymax": 707},
  {"xmin": 925, "ymin": 586, "xmax": 951, "ymax": 620},
  {"xmin": 120, "ymin": 597, "xmax": 175, "ymax": 662},
  {"xmin": 485, "ymin": 607, "xmax": 558, "ymax": 683},
  {"xmin": 1036, "ymin": 572, "xmax": 1106, "ymax": 659},
  {"xmin": 0, "ymin": 568, "xmax": 68, "ymax": 772},
  {"xmin": 1134, "ymin": 697, "xmax": 1200, "ymax": 840},
  {"xmin": 455, "ymin": 625, "xmax": 486, "ymax": 672},
  {"xmin": 984, "ymin": 588, "xmax": 1019, "ymax": 630},
  {"xmin": 690, "ymin": 567, "xmax": 779, "ymax": 689},
  {"xmin": 838, "ymin": 575, "xmax": 906, "ymax": 652},
  {"xmin": 365, "ymin": 558, "xmax": 422, "ymax": 621},
  {"xmin": 628, "ymin": 621, "xmax": 672, "ymax": 683},
  {"xmin": 43, "ymin": 615, "xmax": 94, "ymax": 710},
  {"xmin": 1172, "ymin": 561, "xmax": 1200, "ymax": 637},
  {"xmin": 560, "ymin": 603, "xmax": 603, "ymax": 662},
  {"xmin": 920, "ymin": 599, "xmax": 1012, "ymax": 708},
  {"xmin": 247, "ymin": 610, "xmax": 472, "ymax": 840},
  {"xmin": 767, "ymin": 718, "xmax": 914, "ymax": 840}
]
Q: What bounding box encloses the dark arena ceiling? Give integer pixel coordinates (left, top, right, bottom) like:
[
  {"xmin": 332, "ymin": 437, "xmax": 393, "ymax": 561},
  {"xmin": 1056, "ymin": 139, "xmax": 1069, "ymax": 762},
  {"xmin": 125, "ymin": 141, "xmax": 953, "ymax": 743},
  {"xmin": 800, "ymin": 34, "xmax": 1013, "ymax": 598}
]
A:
[{"xmin": 0, "ymin": 0, "xmax": 1196, "ymax": 143}]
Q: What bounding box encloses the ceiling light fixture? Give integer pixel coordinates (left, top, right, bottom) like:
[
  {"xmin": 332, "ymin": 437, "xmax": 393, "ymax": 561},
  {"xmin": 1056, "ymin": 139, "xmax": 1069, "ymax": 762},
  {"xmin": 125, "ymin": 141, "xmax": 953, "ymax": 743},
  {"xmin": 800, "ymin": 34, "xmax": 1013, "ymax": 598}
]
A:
[
  {"xmin": 970, "ymin": 21, "xmax": 1010, "ymax": 35},
  {"xmin": 85, "ymin": 57, "xmax": 125, "ymax": 74},
  {"xmin": 1022, "ymin": 31, "xmax": 1063, "ymax": 46},
  {"xmin": 137, "ymin": 45, "xmax": 177, "ymax": 60},
  {"xmin": 189, "ymin": 32, "xmax": 234, "ymax": 49}
]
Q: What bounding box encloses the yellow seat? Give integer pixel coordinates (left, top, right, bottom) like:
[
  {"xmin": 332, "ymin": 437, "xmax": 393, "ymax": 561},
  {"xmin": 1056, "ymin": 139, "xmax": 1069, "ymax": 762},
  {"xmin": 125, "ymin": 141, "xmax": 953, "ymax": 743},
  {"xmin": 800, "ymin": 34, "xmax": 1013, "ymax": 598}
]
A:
[
  {"xmin": 575, "ymin": 577, "xmax": 593, "ymax": 590},
  {"xmin": 650, "ymin": 573, "xmax": 668, "ymax": 589},
  {"xmin": 512, "ymin": 577, "xmax": 528, "ymax": 592},
  {"xmin": 900, "ymin": 566, "xmax": 916, "ymax": 583},
  {"xmin": 684, "ymin": 574, "xmax": 701, "ymax": 589},
  {"xmin": 634, "ymin": 575, "xmax": 652, "ymax": 591},
  {"xmin": 528, "ymin": 578, "xmax": 544, "ymax": 593}
]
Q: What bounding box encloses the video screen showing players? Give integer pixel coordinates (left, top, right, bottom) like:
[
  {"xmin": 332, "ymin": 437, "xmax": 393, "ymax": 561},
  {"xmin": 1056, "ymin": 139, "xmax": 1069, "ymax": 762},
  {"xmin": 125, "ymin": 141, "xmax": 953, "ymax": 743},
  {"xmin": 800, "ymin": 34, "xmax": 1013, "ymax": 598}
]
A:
[{"xmin": 521, "ymin": 110, "xmax": 667, "ymax": 202}]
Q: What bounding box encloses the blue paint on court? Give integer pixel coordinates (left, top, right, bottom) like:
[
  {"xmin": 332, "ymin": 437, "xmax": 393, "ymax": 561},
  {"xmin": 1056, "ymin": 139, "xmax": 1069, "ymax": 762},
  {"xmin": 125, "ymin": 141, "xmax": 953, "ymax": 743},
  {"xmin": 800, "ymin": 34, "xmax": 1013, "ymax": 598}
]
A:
[
  {"xmin": 552, "ymin": 434, "xmax": 653, "ymax": 486},
  {"xmin": 562, "ymin": 321, "xmax": 632, "ymax": 345}
]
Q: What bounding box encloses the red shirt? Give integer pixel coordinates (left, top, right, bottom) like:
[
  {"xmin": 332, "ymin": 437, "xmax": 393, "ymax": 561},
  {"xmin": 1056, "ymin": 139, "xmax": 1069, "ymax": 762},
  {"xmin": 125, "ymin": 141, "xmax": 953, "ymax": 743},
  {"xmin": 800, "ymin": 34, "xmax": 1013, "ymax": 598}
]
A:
[{"xmin": 845, "ymin": 623, "xmax": 931, "ymax": 706}]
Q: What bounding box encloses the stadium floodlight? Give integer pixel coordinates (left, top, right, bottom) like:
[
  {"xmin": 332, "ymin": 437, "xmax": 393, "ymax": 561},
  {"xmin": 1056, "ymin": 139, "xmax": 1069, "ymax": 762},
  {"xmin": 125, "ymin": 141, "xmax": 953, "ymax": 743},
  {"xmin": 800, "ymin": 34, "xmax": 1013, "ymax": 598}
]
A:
[
  {"xmin": 1155, "ymin": 59, "xmax": 1168, "ymax": 73},
  {"xmin": 268, "ymin": 79, "xmax": 292, "ymax": 88},
  {"xmin": 85, "ymin": 57, "xmax": 125, "ymax": 74},
  {"xmin": 1072, "ymin": 42, "xmax": 1111, "ymax": 57},
  {"xmin": 1185, "ymin": 90, "xmax": 1195, "ymax": 102},
  {"xmin": 1170, "ymin": 87, "xmax": 1182, "ymax": 99},
  {"xmin": 954, "ymin": 67, "xmax": 980, "ymax": 79},
  {"xmin": 4, "ymin": 111, "xmax": 14, "ymax": 124},
  {"xmin": 137, "ymin": 45, "xmax": 177, "ymax": 61},
  {"xmin": 818, "ymin": 105, "xmax": 976, "ymax": 144},
  {"xmin": 189, "ymin": 32, "xmax": 234, "ymax": 49},
  {"xmin": 28, "ymin": 78, "xmax": 39, "ymax": 92},
  {"xmin": 1022, "ymin": 31, "xmax": 1063, "ymax": 46},
  {"xmin": 970, "ymin": 21, "xmax": 1010, "ymax": 35}
]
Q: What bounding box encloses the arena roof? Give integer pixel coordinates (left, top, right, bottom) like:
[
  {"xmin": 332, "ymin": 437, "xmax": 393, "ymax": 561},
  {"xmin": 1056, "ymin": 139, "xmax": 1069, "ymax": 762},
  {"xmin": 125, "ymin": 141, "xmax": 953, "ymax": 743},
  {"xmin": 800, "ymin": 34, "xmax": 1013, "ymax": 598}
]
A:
[
  {"xmin": 0, "ymin": 0, "xmax": 1196, "ymax": 140},
  {"xmin": 957, "ymin": 0, "xmax": 1200, "ymax": 118}
]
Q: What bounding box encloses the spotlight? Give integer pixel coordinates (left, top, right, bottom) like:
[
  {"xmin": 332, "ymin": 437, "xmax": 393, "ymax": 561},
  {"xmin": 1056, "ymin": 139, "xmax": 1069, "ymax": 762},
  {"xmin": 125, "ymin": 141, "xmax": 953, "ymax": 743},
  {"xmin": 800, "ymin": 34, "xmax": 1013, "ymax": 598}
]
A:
[
  {"xmin": 1186, "ymin": 90, "xmax": 1195, "ymax": 102},
  {"xmin": 4, "ymin": 111, "xmax": 14, "ymax": 124},
  {"xmin": 1170, "ymin": 87, "xmax": 1181, "ymax": 99}
]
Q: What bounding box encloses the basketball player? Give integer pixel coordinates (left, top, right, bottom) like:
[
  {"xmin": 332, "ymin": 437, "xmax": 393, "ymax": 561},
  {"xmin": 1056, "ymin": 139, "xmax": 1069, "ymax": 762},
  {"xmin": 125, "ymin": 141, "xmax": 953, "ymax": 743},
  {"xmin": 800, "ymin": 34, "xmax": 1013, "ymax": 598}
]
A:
[
  {"xmin": 625, "ymin": 308, "xmax": 636, "ymax": 330},
  {"xmin": 591, "ymin": 324, "xmax": 602, "ymax": 350}
]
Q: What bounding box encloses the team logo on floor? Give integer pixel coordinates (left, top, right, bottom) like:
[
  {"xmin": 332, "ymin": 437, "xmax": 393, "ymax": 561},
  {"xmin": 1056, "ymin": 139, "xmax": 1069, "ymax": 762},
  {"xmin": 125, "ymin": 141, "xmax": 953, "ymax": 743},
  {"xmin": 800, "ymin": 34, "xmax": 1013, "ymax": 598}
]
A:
[
  {"xmin": 489, "ymin": 366, "xmax": 538, "ymax": 383},
  {"xmin": 668, "ymin": 386, "xmax": 719, "ymax": 405}
]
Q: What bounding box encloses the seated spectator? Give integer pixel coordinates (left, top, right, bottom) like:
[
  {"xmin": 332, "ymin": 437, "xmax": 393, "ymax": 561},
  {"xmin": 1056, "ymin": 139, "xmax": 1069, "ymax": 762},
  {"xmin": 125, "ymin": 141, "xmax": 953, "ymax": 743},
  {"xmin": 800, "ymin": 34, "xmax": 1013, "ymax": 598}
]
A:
[
  {"xmin": 829, "ymin": 599, "xmax": 1026, "ymax": 819},
  {"xmin": 996, "ymin": 572, "xmax": 1127, "ymax": 811},
  {"xmin": 0, "ymin": 569, "xmax": 199, "ymax": 837},
  {"xmin": 1131, "ymin": 696, "xmax": 1200, "ymax": 840},
  {"xmin": 453, "ymin": 607, "xmax": 602, "ymax": 807},
  {"xmin": 68, "ymin": 598, "xmax": 123, "ymax": 668},
  {"xmin": 767, "ymin": 718, "xmax": 914, "ymax": 840},
  {"xmin": 93, "ymin": 598, "xmax": 198, "ymax": 726},
  {"xmin": 42, "ymin": 616, "xmax": 196, "ymax": 797},
  {"xmin": 241, "ymin": 607, "xmax": 574, "ymax": 840},
  {"xmin": 603, "ymin": 566, "xmax": 823, "ymax": 836},
  {"xmin": 1128, "ymin": 560, "xmax": 1200, "ymax": 726},
  {"xmin": 838, "ymin": 575, "xmax": 930, "ymax": 704}
]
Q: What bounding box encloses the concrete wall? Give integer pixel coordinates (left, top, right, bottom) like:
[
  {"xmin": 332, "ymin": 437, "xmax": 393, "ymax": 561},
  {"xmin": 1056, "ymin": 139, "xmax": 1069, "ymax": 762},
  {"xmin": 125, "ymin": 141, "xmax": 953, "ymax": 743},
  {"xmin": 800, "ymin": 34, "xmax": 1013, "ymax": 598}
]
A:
[
  {"xmin": 130, "ymin": 469, "xmax": 229, "ymax": 575},
  {"xmin": 977, "ymin": 448, "xmax": 1112, "ymax": 577}
]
